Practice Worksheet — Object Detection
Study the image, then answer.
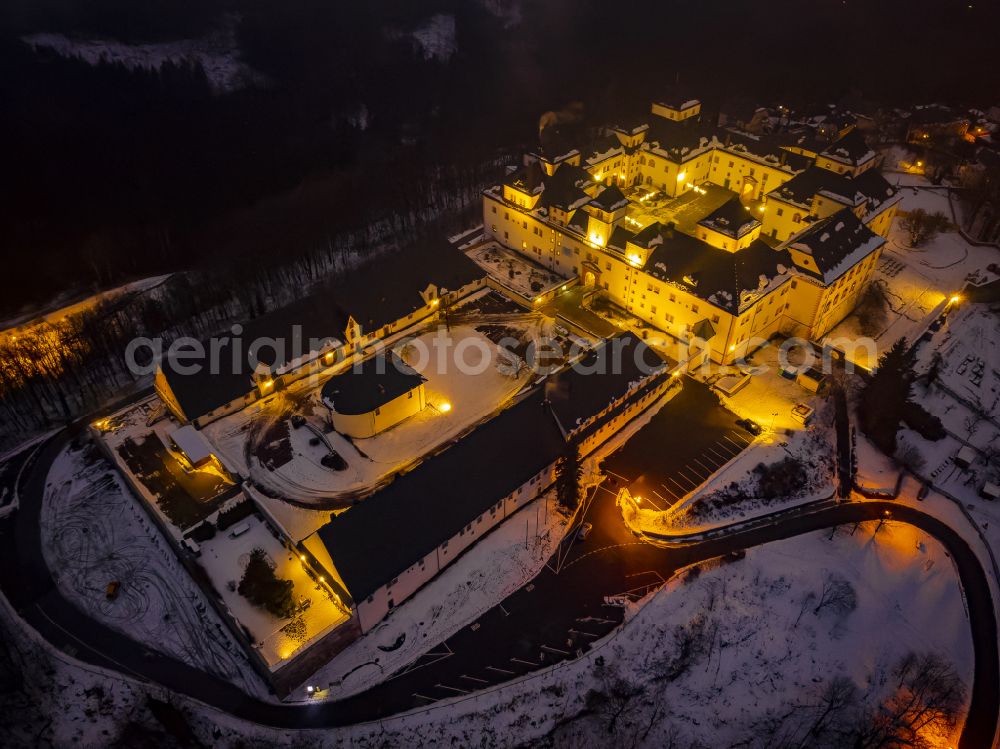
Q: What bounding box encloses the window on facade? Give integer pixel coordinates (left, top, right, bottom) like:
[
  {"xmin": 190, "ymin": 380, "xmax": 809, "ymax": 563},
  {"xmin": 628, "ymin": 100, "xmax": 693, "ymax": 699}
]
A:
[
  {"xmin": 651, "ymin": 305, "xmax": 657, "ymax": 314},
  {"xmin": 491, "ymin": 206, "xmax": 497, "ymax": 214},
  {"xmin": 504, "ymin": 211, "xmax": 509, "ymax": 220},
  {"xmin": 776, "ymin": 208, "xmax": 784, "ymax": 217},
  {"xmin": 692, "ymin": 304, "xmax": 699, "ymax": 313},
  {"xmin": 375, "ymin": 408, "xmax": 381, "ymax": 415},
  {"xmin": 669, "ymin": 293, "xmax": 676, "ymax": 302},
  {"xmin": 712, "ymin": 314, "xmax": 720, "ymax": 323},
  {"xmin": 793, "ymin": 214, "xmax": 802, "ymax": 223}
]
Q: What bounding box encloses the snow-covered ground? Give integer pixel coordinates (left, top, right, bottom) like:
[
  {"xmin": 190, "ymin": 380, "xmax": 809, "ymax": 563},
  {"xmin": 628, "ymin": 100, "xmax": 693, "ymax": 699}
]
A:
[
  {"xmin": 196, "ymin": 513, "xmax": 350, "ymax": 670},
  {"xmin": 826, "ymin": 211, "xmax": 998, "ymax": 370},
  {"xmin": 631, "ymin": 425, "xmax": 835, "ymax": 534},
  {"xmin": 39, "ymin": 441, "xmax": 267, "ymax": 697},
  {"xmin": 22, "ymin": 14, "xmax": 259, "ymax": 94},
  {"xmin": 205, "ymin": 324, "xmax": 536, "ymax": 512},
  {"xmin": 198, "ymin": 521, "xmax": 969, "ymax": 748},
  {"xmin": 296, "ymin": 489, "xmax": 568, "ymax": 701}
]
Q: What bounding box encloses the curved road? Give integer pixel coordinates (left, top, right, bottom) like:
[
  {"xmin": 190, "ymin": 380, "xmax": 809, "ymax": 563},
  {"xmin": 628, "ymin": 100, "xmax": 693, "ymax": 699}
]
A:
[{"xmin": 1, "ymin": 430, "xmax": 996, "ymax": 747}]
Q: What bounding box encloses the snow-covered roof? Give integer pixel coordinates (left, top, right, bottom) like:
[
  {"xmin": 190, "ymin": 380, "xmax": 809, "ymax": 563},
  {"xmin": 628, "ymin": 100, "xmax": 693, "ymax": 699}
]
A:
[
  {"xmin": 169, "ymin": 425, "xmax": 215, "ymax": 465},
  {"xmin": 788, "ymin": 209, "xmax": 885, "ymax": 285}
]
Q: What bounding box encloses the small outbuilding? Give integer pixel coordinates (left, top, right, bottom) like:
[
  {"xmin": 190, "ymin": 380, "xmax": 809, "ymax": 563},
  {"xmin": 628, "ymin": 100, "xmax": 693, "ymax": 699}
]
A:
[
  {"xmin": 980, "ymin": 482, "xmax": 1000, "ymax": 501},
  {"xmin": 955, "ymin": 445, "xmax": 978, "ymax": 470},
  {"xmin": 169, "ymin": 425, "xmax": 218, "ymax": 470},
  {"xmin": 322, "ymin": 354, "xmax": 427, "ymax": 439}
]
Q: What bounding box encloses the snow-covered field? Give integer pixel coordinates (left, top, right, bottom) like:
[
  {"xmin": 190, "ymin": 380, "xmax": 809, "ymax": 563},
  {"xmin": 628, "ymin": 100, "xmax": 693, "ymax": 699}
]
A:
[
  {"xmin": 39, "ymin": 441, "xmax": 266, "ymax": 697},
  {"xmin": 214, "ymin": 521, "xmax": 969, "ymax": 749}
]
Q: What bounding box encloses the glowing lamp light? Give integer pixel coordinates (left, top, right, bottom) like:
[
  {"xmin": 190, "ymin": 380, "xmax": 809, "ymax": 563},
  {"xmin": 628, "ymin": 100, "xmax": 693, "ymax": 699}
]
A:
[
  {"xmin": 633, "ymin": 495, "xmax": 642, "ymax": 504},
  {"xmin": 949, "ymin": 294, "xmax": 962, "ymax": 305},
  {"xmin": 439, "ymin": 402, "xmax": 452, "ymax": 413},
  {"xmin": 627, "ymin": 253, "xmax": 643, "ymax": 267},
  {"xmin": 319, "ymin": 575, "xmax": 326, "ymax": 582},
  {"xmin": 260, "ymin": 379, "xmax": 274, "ymax": 391},
  {"xmin": 729, "ymin": 344, "xmax": 736, "ymax": 352},
  {"xmin": 676, "ymin": 171, "xmax": 687, "ymax": 182},
  {"xmin": 431, "ymin": 298, "xmax": 440, "ymax": 306},
  {"xmin": 300, "ymin": 554, "xmax": 306, "ymax": 561},
  {"xmin": 594, "ymin": 173, "xmax": 603, "ymax": 182},
  {"xmin": 306, "ymin": 686, "xmax": 316, "ymax": 695}
]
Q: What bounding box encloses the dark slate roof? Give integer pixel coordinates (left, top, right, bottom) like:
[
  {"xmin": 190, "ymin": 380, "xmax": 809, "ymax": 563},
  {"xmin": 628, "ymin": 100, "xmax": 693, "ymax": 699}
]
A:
[
  {"xmin": 539, "ymin": 163, "xmax": 593, "ymax": 211},
  {"xmin": 720, "ymin": 131, "xmax": 813, "ymax": 172},
  {"xmin": 160, "ymin": 293, "xmax": 348, "ymax": 419},
  {"xmin": 545, "ymin": 332, "xmax": 666, "ymax": 433},
  {"xmin": 851, "ymin": 169, "xmax": 898, "ymax": 211},
  {"xmin": 630, "ymin": 222, "xmax": 664, "ymax": 249},
  {"xmin": 326, "ymin": 238, "xmax": 484, "ymax": 333},
  {"xmin": 820, "ymin": 129, "xmax": 875, "ymax": 165},
  {"xmin": 503, "ymin": 161, "xmax": 544, "ymax": 194},
  {"xmin": 321, "ymin": 354, "xmax": 426, "ymax": 416},
  {"xmin": 590, "ymin": 184, "xmax": 629, "ymax": 212},
  {"xmin": 691, "ymin": 318, "xmax": 717, "ymax": 341},
  {"xmin": 314, "ymin": 333, "xmax": 665, "ymax": 601},
  {"xmin": 161, "ymin": 240, "xmax": 483, "ymax": 420},
  {"xmin": 316, "ymin": 388, "xmax": 566, "ymax": 601},
  {"xmin": 788, "ymin": 208, "xmax": 886, "ymax": 284},
  {"xmin": 644, "ymin": 231, "xmax": 793, "ymax": 313},
  {"xmin": 582, "ymin": 133, "xmax": 624, "ymax": 165},
  {"xmin": 698, "ymin": 197, "xmax": 760, "ymax": 238},
  {"xmin": 644, "ymin": 118, "xmax": 715, "ymax": 162},
  {"xmin": 768, "ymin": 166, "xmax": 858, "ymax": 208}
]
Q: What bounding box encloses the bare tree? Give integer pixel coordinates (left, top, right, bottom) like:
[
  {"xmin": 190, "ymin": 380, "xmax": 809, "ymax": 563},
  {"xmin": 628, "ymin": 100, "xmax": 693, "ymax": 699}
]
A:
[
  {"xmin": 813, "ymin": 574, "xmax": 858, "ymax": 618},
  {"xmin": 900, "ymin": 209, "xmax": 951, "ymax": 247},
  {"xmin": 850, "ymin": 651, "xmax": 966, "ymax": 748}
]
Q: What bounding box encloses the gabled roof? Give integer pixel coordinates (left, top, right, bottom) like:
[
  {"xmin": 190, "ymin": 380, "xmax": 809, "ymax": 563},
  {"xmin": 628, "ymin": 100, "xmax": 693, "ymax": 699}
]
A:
[
  {"xmin": 643, "ymin": 231, "xmax": 793, "ymax": 314},
  {"xmin": 312, "ymin": 333, "xmax": 664, "ymax": 601},
  {"xmin": 788, "ymin": 208, "xmax": 886, "ymax": 284},
  {"xmin": 315, "ymin": 388, "xmax": 566, "ymax": 602},
  {"xmin": 539, "ymin": 163, "xmax": 593, "ymax": 211},
  {"xmin": 321, "ymin": 353, "xmax": 426, "ymax": 416},
  {"xmin": 769, "ymin": 166, "xmax": 859, "ymax": 208},
  {"xmin": 851, "ymin": 169, "xmax": 899, "ymax": 212},
  {"xmin": 503, "ymin": 161, "xmax": 544, "ymax": 194},
  {"xmin": 644, "ymin": 118, "xmax": 716, "ymax": 163},
  {"xmin": 582, "ymin": 133, "xmax": 624, "ymax": 165},
  {"xmin": 160, "ymin": 240, "xmax": 483, "ymax": 420},
  {"xmin": 820, "ymin": 129, "xmax": 875, "ymax": 166},
  {"xmin": 698, "ymin": 197, "xmax": 760, "ymax": 239},
  {"xmin": 590, "ymin": 184, "xmax": 629, "ymax": 212},
  {"xmin": 720, "ymin": 130, "xmax": 813, "ymax": 173},
  {"xmin": 545, "ymin": 332, "xmax": 666, "ymax": 433}
]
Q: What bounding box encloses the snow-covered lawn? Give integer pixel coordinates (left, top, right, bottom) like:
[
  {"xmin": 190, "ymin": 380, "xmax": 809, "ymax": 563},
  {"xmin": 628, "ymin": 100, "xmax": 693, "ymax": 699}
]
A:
[
  {"xmin": 295, "ymin": 489, "xmax": 568, "ymax": 701},
  {"xmin": 826, "ymin": 216, "xmax": 998, "ymax": 370},
  {"xmin": 195, "ymin": 513, "xmax": 350, "ymax": 670},
  {"xmin": 205, "ymin": 324, "xmax": 535, "ymax": 510},
  {"xmin": 39, "ymin": 441, "xmax": 266, "ymax": 697}
]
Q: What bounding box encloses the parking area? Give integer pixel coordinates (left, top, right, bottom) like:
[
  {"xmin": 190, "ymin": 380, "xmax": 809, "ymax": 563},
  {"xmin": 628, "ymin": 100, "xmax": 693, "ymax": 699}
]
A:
[{"xmin": 600, "ymin": 379, "xmax": 753, "ymax": 509}]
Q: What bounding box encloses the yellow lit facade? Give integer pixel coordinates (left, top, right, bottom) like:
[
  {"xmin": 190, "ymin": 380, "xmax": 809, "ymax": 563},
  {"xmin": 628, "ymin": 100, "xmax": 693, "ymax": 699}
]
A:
[{"xmin": 484, "ymin": 97, "xmax": 901, "ymax": 365}]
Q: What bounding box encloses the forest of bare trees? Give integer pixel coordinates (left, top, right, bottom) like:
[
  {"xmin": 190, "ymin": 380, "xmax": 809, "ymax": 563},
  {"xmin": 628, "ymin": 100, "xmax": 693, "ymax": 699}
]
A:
[{"xmin": 0, "ymin": 151, "xmax": 509, "ymax": 452}]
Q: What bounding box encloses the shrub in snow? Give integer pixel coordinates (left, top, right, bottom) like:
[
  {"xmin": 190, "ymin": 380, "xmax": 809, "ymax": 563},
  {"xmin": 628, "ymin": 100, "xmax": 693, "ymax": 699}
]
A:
[{"xmin": 237, "ymin": 548, "xmax": 296, "ymax": 619}]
